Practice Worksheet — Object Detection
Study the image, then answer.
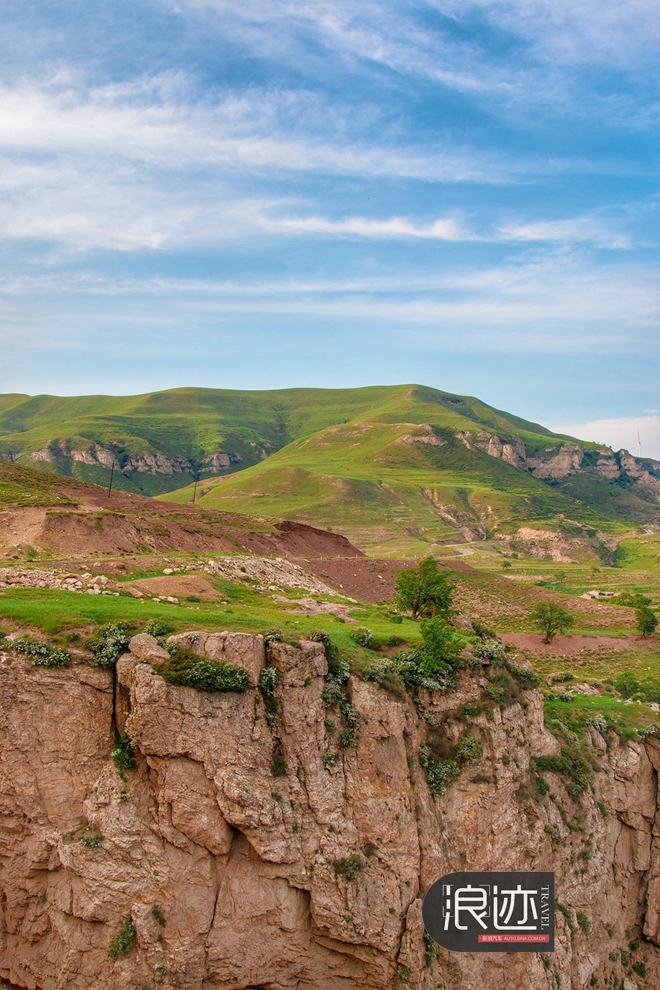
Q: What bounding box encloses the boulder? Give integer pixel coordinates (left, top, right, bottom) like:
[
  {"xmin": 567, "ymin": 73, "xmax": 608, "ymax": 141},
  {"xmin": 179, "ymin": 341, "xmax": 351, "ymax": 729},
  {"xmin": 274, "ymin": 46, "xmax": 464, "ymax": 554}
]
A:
[{"xmin": 128, "ymin": 633, "xmax": 170, "ymax": 665}]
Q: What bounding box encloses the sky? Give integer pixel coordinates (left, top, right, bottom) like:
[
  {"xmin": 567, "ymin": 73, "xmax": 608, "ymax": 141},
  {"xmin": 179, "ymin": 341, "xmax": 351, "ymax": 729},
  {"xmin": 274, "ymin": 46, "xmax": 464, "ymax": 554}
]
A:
[{"xmin": 0, "ymin": 0, "xmax": 658, "ymax": 456}]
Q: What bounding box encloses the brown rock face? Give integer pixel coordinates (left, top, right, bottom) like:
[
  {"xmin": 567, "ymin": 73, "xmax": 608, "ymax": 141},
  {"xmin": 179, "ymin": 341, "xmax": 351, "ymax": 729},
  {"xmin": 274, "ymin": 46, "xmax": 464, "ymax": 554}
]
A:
[{"xmin": 2, "ymin": 637, "xmax": 660, "ymax": 989}]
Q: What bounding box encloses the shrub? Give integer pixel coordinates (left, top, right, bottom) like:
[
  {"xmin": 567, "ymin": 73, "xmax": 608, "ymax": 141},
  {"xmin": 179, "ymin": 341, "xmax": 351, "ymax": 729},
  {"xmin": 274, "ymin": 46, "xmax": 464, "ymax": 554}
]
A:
[
  {"xmin": 322, "ymin": 679, "xmax": 344, "ymax": 707},
  {"xmin": 142, "ymin": 619, "xmax": 173, "ymax": 638},
  {"xmin": 332, "ymin": 856, "xmax": 363, "ymax": 881},
  {"xmin": 530, "ymin": 603, "xmax": 575, "ymax": 643},
  {"xmin": 418, "ymin": 617, "xmax": 459, "ymax": 674},
  {"xmin": 390, "ymin": 614, "xmax": 403, "ymax": 624},
  {"xmin": 614, "ymin": 590, "xmax": 652, "ymax": 609},
  {"xmin": 350, "ymin": 627, "xmax": 375, "ymax": 649},
  {"xmin": 456, "ymin": 735, "xmax": 482, "ymax": 765},
  {"xmin": 10, "ymin": 636, "xmax": 71, "ymax": 668},
  {"xmin": 309, "ymin": 628, "xmax": 337, "ymax": 661},
  {"xmin": 271, "ymin": 743, "xmax": 287, "ymax": 777},
  {"xmin": 545, "ymin": 824, "xmax": 560, "ymax": 843},
  {"xmin": 471, "ymin": 620, "xmax": 496, "ymax": 639},
  {"xmin": 112, "ymin": 734, "xmax": 135, "ymax": 772},
  {"xmin": 89, "ymin": 623, "xmax": 131, "ymax": 669},
  {"xmin": 263, "ymin": 627, "xmax": 283, "ymax": 645},
  {"xmin": 161, "ymin": 649, "xmax": 250, "ymax": 693},
  {"xmin": 507, "ymin": 663, "xmax": 540, "ymax": 688},
  {"xmin": 395, "ymin": 557, "xmax": 453, "ymax": 620},
  {"xmin": 259, "ymin": 665, "xmax": 280, "ymax": 694},
  {"xmin": 534, "ymin": 747, "xmax": 594, "ymax": 796},
  {"xmin": 576, "ymin": 912, "xmax": 590, "ymax": 934},
  {"xmin": 259, "ymin": 665, "xmax": 280, "ymax": 727},
  {"xmin": 536, "ymin": 776, "xmax": 551, "ymax": 797},
  {"xmin": 485, "ymin": 672, "xmax": 518, "ymax": 705},
  {"xmin": 364, "ymin": 658, "xmax": 395, "ymax": 684},
  {"xmin": 339, "ymin": 728, "xmax": 358, "ymax": 748},
  {"xmin": 108, "ymin": 916, "xmax": 136, "ymax": 959},
  {"xmin": 614, "ymin": 671, "xmax": 639, "ymax": 699},
  {"xmin": 322, "ymin": 748, "xmax": 337, "ymax": 767},
  {"xmin": 473, "ymin": 639, "xmax": 506, "ymax": 665},
  {"xmin": 80, "ymin": 833, "xmax": 103, "ymax": 848},
  {"xmin": 419, "ymin": 743, "xmax": 460, "ymax": 796}
]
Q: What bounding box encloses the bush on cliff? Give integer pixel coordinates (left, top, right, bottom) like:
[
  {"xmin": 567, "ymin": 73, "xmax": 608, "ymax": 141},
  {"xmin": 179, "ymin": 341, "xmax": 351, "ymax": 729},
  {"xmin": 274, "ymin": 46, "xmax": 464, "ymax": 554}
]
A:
[
  {"xmin": 161, "ymin": 647, "xmax": 250, "ymax": 693},
  {"xmin": 419, "ymin": 743, "xmax": 460, "ymax": 796},
  {"xmin": 108, "ymin": 916, "xmax": 136, "ymax": 959},
  {"xmin": 10, "ymin": 636, "xmax": 71, "ymax": 668},
  {"xmin": 533, "ymin": 747, "xmax": 594, "ymax": 797},
  {"xmin": 375, "ymin": 617, "xmax": 460, "ymax": 694},
  {"xmin": 89, "ymin": 623, "xmax": 131, "ymax": 669}
]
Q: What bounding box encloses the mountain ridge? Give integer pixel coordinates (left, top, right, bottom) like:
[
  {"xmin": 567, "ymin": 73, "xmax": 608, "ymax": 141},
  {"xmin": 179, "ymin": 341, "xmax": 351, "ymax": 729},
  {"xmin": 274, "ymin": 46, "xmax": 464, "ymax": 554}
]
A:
[{"xmin": 1, "ymin": 384, "xmax": 658, "ymax": 554}]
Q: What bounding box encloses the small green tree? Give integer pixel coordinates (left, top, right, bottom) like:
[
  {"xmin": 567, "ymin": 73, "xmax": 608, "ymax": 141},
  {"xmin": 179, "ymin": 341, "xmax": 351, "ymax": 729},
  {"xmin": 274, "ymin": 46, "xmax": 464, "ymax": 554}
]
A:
[
  {"xmin": 636, "ymin": 606, "xmax": 658, "ymax": 638},
  {"xmin": 531, "ymin": 602, "xmax": 575, "ymax": 644},
  {"xmin": 418, "ymin": 617, "xmax": 459, "ymax": 677},
  {"xmin": 395, "ymin": 556, "xmax": 453, "ymax": 620}
]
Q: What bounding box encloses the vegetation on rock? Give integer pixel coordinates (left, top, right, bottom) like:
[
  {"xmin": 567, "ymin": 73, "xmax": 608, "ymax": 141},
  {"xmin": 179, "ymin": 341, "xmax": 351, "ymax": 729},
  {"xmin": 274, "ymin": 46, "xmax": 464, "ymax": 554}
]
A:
[{"xmin": 160, "ymin": 648, "xmax": 250, "ymax": 693}]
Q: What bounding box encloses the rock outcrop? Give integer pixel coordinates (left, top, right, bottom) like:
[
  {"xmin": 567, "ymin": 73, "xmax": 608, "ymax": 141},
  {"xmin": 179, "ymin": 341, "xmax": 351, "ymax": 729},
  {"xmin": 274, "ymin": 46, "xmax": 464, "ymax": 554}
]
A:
[
  {"xmin": 465, "ymin": 428, "xmax": 660, "ymax": 490},
  {"xmin": 20, "ymin": 444, "xmax": 252, "ymax": 479},
  {"xmin": 2, "ymin": 635, "xmax": 660, "ymax": 989}
]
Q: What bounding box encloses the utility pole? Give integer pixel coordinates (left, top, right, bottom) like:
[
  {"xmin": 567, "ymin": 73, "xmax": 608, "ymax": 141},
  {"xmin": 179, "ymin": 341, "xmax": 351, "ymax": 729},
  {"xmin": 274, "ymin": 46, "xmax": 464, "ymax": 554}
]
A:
[
  {"xmin": 107, "ymin": 456, "xmax": 115, "ymax": 498},
  {"xmin": 192, "ymin": 474, "xmax": 199, "ymax": 505},
  {"xmin": 638, "ymin": 431, "xmax": 642, "ymax": 458}
]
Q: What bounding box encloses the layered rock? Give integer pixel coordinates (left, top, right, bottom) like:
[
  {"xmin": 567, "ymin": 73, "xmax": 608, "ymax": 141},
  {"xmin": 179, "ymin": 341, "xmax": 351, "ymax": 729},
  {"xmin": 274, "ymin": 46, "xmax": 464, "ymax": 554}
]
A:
[{"xmin": 2, "ymin": 635, "xmax": 660, "ymax": 989}]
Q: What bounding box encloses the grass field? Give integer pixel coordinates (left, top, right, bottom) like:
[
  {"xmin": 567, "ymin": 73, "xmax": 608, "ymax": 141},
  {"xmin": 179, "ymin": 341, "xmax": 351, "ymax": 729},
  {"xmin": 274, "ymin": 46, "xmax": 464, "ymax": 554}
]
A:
[{"xmin": 2, "ymin": 545, "xmax": 659, "ymax": 736}]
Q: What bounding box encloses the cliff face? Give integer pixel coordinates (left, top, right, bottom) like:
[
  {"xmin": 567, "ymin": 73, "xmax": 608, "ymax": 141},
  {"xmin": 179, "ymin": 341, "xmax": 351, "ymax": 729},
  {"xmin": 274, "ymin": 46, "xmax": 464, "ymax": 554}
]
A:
[{"xmin": 2, "ymin": 636, "xmax": 660, "ymax": 990}]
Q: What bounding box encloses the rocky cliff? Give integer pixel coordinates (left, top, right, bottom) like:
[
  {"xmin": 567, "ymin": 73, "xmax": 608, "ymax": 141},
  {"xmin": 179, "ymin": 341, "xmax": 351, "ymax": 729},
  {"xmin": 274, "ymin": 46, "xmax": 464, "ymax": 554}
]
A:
[{"xmin": 2, "ymin": 634, "xmax": 660, "ymax": 990}]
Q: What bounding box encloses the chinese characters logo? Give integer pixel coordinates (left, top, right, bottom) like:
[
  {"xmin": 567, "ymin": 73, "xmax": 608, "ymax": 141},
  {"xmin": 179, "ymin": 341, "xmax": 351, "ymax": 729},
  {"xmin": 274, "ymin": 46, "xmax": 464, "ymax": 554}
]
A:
[{"xmin": 423, "ymin": 872, "xmax": 554, "ymax": 952}]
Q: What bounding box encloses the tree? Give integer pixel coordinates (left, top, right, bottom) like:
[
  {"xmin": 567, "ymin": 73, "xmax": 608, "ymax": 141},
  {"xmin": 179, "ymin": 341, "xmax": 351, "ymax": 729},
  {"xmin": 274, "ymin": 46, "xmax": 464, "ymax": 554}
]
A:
[
  {"xmin": 418, "ymin": 617, "xmax": 459, "ymax": 677},
  {"xmin": 636, "ymin": 606, "xmax": 658, "ymax": 638},
  {"xmin": 395, "ymin": 556, "xmax": 453, "ymax": 620},
  {"xmin": 531, "ymin": 602, "xmax": 575, "ymax": 644}
]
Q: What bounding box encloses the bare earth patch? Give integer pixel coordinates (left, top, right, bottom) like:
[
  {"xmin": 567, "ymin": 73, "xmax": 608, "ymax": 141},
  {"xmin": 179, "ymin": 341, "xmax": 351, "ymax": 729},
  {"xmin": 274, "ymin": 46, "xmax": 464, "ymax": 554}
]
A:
[
  {"xmin": 129, "ymin": 575, "xmax": 220, "ymax": 599},
  {"xmin": 501, "ymin": 631, "xmax": 651, "ymax": 656}
]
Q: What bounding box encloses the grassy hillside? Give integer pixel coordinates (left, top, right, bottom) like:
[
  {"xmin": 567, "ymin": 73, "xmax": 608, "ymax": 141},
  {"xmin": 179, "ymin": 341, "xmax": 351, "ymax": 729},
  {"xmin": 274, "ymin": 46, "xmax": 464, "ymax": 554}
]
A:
[
  {"xmin": 160, "ymin": 387, "xmax": 659, "ymax": 555},
  {"xmin": 2, "ymin": 384, "xmax": 658, "ymax": 551}
]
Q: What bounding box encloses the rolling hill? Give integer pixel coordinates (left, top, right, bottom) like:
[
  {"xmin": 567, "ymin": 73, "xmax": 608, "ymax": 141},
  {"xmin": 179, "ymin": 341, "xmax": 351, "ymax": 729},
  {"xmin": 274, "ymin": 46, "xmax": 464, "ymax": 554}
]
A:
[
  {"xmin": 0, "ymin": 459, "xmax": 362, "ymax": 560},
  {"xmin": 1, "ymin": 384, "xmax": 656, "ymax": 555}
]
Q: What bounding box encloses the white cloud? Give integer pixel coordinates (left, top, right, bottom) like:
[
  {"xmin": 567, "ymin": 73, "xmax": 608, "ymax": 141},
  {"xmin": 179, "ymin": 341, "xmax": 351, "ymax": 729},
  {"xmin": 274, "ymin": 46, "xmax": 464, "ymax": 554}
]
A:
[
  {"xmin": 0, "ymin": 77, "xmax": 507, "ymax": 182},
  {"xmin": 265, "ymin": 213, "xmax": 465, "ymax": 239},
  {"xmin": 550, "ymin": 415, "xmax": 660, "ymax": 460},
  {"xmin": 501, "ymin": 216, "xmax": 633, "ymax": 250}
]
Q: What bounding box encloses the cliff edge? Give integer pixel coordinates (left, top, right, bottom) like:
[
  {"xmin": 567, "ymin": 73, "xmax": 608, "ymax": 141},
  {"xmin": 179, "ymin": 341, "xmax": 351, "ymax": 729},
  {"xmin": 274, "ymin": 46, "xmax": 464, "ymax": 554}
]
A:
[{"xmin": 2, "ymin": 634, "xmax": 660, "ymax": 989}]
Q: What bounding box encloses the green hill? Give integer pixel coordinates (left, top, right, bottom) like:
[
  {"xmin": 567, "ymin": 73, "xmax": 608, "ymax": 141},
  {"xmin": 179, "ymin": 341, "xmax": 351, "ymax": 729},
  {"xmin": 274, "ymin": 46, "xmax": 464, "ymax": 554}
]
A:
[{"xmin": 1, "ymin": 384, "xmax": 658, "ymax": 554}]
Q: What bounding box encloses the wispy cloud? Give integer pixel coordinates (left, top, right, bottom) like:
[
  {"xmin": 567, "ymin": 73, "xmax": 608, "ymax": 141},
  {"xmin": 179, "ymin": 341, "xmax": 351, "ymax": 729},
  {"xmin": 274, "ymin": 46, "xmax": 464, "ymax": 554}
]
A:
[
  {"xmin": 0, "ymin": 77, "xmax": 510, "ymax": 182},
  {"xmin": 172, "ymin": 0, "xmax": 660, "ymax": 126},
  {"xmin": 264, "ymin": 213, "xmax": 466, "ymax": 239}
]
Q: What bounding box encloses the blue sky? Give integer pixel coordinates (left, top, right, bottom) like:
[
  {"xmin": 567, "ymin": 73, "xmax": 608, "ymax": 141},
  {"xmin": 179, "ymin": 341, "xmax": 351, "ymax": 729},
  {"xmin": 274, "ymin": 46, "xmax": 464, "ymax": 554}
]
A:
[{"xmin": 0, "ymin": 0, "xmax": 658, "ymax": 454}]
